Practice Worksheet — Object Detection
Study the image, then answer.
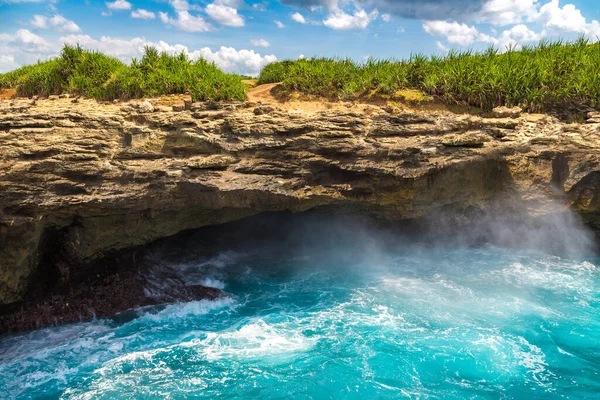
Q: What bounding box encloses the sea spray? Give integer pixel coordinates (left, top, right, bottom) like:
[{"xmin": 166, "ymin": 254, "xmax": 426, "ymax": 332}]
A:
[{"xmin": 1, "ymin": 211, "xmax": 599, "ymax": 399}]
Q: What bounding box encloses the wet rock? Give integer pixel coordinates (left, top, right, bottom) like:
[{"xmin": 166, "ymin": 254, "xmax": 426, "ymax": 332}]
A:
[{"xmin": 0, "ymin": 257, "xmax": 222, "ymax": 333}]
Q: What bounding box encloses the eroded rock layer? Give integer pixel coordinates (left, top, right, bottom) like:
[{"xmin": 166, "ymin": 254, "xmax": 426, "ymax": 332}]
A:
[{"xmin": 1, "ymin": 98, "xmax": 600, "ymax": 307}]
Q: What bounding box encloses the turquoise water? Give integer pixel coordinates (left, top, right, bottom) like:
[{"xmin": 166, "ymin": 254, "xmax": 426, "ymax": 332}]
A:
[{"xmin": 1, "ymin": 234, "xmax": 600, "ymax": 399}]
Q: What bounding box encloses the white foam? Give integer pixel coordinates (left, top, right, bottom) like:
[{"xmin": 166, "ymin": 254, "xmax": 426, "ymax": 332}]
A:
[
  {"xmin": 199, "ymin": 278, "xmax": 226, "ymax": 290},
  {"xmin": 139, "ymin": 297, "xmax": 236, "ymax": 322},
  {"xmin": 188, "ymin": 319, "xmax": 315, "ymax": 361}
]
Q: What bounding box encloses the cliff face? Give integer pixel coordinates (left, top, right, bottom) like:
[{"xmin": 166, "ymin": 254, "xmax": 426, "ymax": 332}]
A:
[{"xmin": 1, "ymin": 98, "xmax": 600, "ymax": 306}]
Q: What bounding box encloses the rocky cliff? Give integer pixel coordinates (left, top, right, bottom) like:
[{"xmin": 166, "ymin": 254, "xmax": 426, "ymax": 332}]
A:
[{"xmin": 1, "ymin": 97, "xmax": 600, "ymax": 309}]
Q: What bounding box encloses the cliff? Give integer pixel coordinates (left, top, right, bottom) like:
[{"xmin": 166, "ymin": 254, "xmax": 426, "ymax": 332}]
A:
[{"xmin": 1, "ymin": 96, "xmax": 600, "ymax": 310}]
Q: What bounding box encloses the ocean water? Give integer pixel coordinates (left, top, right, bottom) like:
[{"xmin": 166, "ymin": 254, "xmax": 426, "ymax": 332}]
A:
[{"xmin": 1, "ymin": 218, "xmax": 600, "ymax": 399}]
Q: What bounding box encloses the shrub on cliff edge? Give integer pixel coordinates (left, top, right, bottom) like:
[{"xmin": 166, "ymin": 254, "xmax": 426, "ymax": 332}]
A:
[
  {"xmin": 0, "ymin": 45, "xmax": 247, "ymax": 102},
  {"xmin": 258, "ymin": 38, "xmax": 600, "ymax": 113}
]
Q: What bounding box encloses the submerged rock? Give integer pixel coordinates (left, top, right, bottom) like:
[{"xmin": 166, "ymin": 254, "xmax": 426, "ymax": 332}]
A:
[
  {"xmin": 0, "ymin": 98, "xmax": 600, "ymax": 324},
  {"xmin": 0, "ymin": 255, "xmax": 222, "ymax": 333}
]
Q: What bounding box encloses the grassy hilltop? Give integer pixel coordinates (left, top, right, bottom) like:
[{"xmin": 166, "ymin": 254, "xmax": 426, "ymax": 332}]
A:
[
  {"xmin": 1, "ymin": 39, "xmax": 599, "ymax": 113},
  {"xmin": 259, "ymin": 38, "xmax": 600, "ymax": 113},
  {"xmin": 0, "ymin": 45, "xmax": 247, "ymax": 102}
]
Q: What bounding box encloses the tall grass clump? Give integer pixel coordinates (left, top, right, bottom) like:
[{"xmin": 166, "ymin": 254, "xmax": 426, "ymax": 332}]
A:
[
  {"xmin": 0, "ymin": 44, "xmax": 247, "ymax": 102},
  {"xmin": 103, "ymin": 47, "xmax": 246, "ymax": 101},
  {"xmin": 258, "ymin": 38, "xmax": 600, "ymax": 112}
]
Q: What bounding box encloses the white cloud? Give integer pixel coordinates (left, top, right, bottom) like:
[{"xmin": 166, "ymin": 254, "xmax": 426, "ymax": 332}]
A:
[
  {"xmin": 425, "ymin": 20, "xmax": 541, "ymax": 52},
  {"xmin": 323, "ymin": 8, "xmax": 378, "ymax": 30},
  {"xmin": 0, "ymin": 29, "xmax": 276, "ymax": 76},
  {"xmin": 160, "ymin": 10, "xmax": 213, "ymax": 31},
  {"xmin": 106, "ymin": 0, "xmax": 131, "ymax": 10},
  {"xmin": 381, "ymin": 13, "xmax": 391, "ymax": 22},
  {"xmin": 190, "ymin": 46, "xmax": 277, "ymax": 75},
  {"xmin": 275, "ymin": 20, "xmax": 285, "ymax": 28},
  {"xmin": 131, "ymin": 9, "xmax": 156, "ymax": 19},
  {"xmin": 474, "ymin": 0, "xmax": 600, "ymax": 41},
  {"xmin": 492, "ymin": 24, "xmax": 541, "ymax": 50},
  {"xmin": 101, "ymin": 11, "xmax": 112, "ymax": 17},
  {"xmin": 205, "ymin": 3, "xmax": 245, "ymax": 27},
  {"xmin": 0, "ymin": 55, "xmax": 17, "ymax": 72},
  {"xmin": 251, "ymin": 38, "xmax": 270, "ymax": 47},
  {"xmin": 537, "ymin": 0, "xmax": 593, "ymax": 35},
  {"xmin": 30, "ymin": 14, "xmax": 81, "ymax": 33},
  {"xmin": 423, "ymin": 20, "xmax": 480, "ymax": 46},
  {"xmin": 436, "ymin": 41, "xmax": 449, "ymax": 52},
  {"xmin": 169, "ymin": 0, "xmax": 191, "ymax": 11},
  {"xmin": 0, "ymin": 29, "xmax": 54, "ymax": 73},
  {"xmin": 476, "ymin": 0, "xmax": 539, "ymax": 26},
  {"xmin": 291, "ymin": 12, "xmax": 306, "ymax": 24}
]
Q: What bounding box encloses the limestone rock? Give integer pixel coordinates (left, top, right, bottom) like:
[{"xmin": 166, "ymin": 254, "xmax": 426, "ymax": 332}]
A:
[
  {"xmin": 490, "ymin": 106, "xmax": 522, "ymax": 118},
  {"xmin": 0, "ymin": 98, "xmax": 599, "ymax": 308},
  {"xmin": 253, "ymin": 105, "xmax": 276, "ymax": 115},
  {"xmin": 138, "ymin": 100, "xmax": 154, "ymax": 113}
]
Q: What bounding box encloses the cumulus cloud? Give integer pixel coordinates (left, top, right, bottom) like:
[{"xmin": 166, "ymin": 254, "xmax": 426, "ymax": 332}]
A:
[
  {"xmin": 424, "ymin": 20, "xmax": 541, "ymax": 51},
  {"xmin": 275, "ymin": 20, "xmax": 285, "ymax": 28},
  {"xmin": 0, "ymin": 55, "xmax": 17, "ymax": 72},
  {"xmin": 30, "ymin": 14, "xmax": 81, "ymax": 33},
  {"xmin": 323, "ymin": 8, "xmax": 378, "ymax": 30},
  {"xmin": 131, "ymin": 9, "xmax": 156, "ymax": 19},
  {"xmin": 436, "ymin": 41, "xmax": 449, "ymax": 52},
  {"xmin": 0, "ymin": 29, "xmax": 54, "ymax": 72},
  {"xmin": 423, "ymin": 20, "xmax": 480, "ymax": 46},
  {"xmin": 536, "ymin": 0, "xmax": 600, "ymax": 38},
  {"xmin": 0, "ymin": 29, "xmax": 276, "ymax": 76},
  {"xmin": 476, "ymin": 0, "xmax": 538, "ymax": 26},
  {"xmin": 160, "ymin": 10, "xmax": 213, "ymax": 31},
  {"xmin": 251, "ymin": 38, "xmax": 270, "ymax": 47},
  {"xmin": 424, "ymin": 1, "xmax": 600, "ymax": 51},
  {"xmin": 381, "ymin": 13, "xmax": 391, "ymax": 22},
  {"xmin": 291, "ymin": 12, "xmax": 307, "ymax": 24},
  {"xmin": 106, "ymin": 0, "xmax": 131, "ymax": 10},
  {"xmin": 492, "ymin": 24, "xmax": 541, "ymax": 49},
  {"xmin": 205, "ymin": 2, "xmax": 245, "ymax": 27},
  {"xmin": 190, "ymin": 46, "xmax": 277, "ymax": 75}
]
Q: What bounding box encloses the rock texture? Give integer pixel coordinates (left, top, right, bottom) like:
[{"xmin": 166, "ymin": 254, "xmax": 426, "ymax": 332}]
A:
[{"xmin": 1, "ymin": 97, "xmax": 600, "ymax": 307}]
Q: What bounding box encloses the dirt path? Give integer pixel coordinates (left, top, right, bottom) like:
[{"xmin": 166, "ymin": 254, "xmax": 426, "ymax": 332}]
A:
[
  {"xmin": 0, "ymin": 88, "xmax": 16, "ymax": 99},
  {"xmin": 247, "ymin": 82, "xmax": 280, "ymax": 103}
]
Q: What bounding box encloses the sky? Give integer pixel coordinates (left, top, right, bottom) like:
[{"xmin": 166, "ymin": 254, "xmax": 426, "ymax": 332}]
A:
[{"xmin": 0, "ymin": 0, "xmax": 599, "ymax": 75}]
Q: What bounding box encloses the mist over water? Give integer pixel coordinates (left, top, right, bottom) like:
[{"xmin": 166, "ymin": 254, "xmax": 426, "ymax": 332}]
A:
[{"xmin": 1, "ymin": 210, "xmax": 599, "ymax": 399}]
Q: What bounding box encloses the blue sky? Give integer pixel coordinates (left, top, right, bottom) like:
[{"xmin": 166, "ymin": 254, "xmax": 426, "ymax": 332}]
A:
[{"xmin": 0, "ymin": 0, "xmax": 599, "ymax": 75}]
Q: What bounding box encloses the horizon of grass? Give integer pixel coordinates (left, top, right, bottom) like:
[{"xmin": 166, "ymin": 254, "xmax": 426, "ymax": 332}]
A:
[
  {"xmin": 258, "ymin": 38, "xmax": 600, "ymax": 113},
  {"xmin": 0, "ymin": 45, "xmax": 247, "ymax": 102}
]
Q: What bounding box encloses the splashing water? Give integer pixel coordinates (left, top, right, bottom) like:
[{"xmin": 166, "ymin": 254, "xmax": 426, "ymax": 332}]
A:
[{"xmin": 1, "ymin": 242, "xmax": 599, "ymax": 399}]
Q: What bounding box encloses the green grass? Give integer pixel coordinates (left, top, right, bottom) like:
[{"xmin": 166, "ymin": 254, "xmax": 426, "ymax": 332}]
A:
[
  {"xmin": 0, "ymin": 45, "xmax": 247, "ymax": 102},
  {"xmin": 258, "ymin": 38, "xmax": 600, "ymax": 113}
]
